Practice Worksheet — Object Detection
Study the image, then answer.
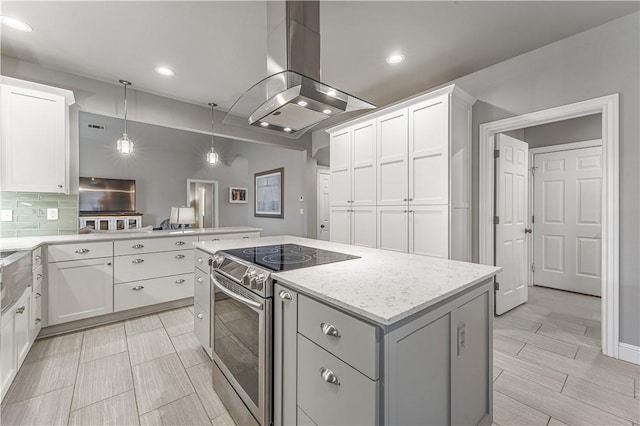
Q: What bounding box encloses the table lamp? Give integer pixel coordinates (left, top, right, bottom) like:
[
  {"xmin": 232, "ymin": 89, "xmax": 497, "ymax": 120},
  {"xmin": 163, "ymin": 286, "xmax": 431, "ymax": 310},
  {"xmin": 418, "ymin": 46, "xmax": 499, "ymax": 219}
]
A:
[{"xmin": 170, "ymin": 206, "xmax": 195, "ymax": 229}]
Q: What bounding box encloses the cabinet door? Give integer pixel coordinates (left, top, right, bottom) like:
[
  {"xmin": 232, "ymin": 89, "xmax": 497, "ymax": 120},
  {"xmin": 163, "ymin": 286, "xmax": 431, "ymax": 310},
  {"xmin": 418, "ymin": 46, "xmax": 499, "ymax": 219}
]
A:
[
  {"xmin": 409, "ymin": 205, "xmax": 449, "ymax": 258},
  {"xmin": 377, "ymin": 206, "xmax": 408, "ymax": 253},
  {"xmin": 330, "ymin": 207, "xmax": 352, "ymax": 244},
  {"xmin": 273, "ymin": 284, "xmax": 298, "ymax": 426},
  {"xmin": 351, "ymin": 120, "xmax": 376, "ymax": 206},
  {"xmin": 0, "ymin": 85, "xmax": 67, "ymax": 193},
  {"xmin": 408, "ymin": 96, "xmax": 449, "ymax": 206},
  {"xmin": 48, "ymin": 258, "xmax": 114, "ymax": 325},
  {"xmin": 0, "ymin": 310, "xmax": 16, "ymax": 398},
  {"xmin": 377, "ymin": 109, "xmax": 408, "ymax": 206},
  {"xmin": 14, "ymin": 289, "xmax": 31, "ymax": 367},
  {"xmin": 352, "ymin": 206, "xmax": 377, "ymax": 248},
  {"xmin": 330, "ymin": 129, "xmax": 352, "ymax": 206}
]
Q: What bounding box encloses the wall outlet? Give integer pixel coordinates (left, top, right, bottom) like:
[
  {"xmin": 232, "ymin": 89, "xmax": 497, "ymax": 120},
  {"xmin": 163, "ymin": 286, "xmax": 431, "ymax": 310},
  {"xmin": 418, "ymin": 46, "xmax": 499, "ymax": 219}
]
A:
[
  {"xmin": 299, "ymin": 208, "xmax": 304, "ymax": 215},
  {"xmin": 1, "ymin": 209, "xmax": 13, "ymax": 222},
  {"xmin": 457, "ymin": 322, "xmax": 466, "ymax": 356},
  {"xmin": 47, "ymin": 208, "xmax": 59, "ymax": 221}
]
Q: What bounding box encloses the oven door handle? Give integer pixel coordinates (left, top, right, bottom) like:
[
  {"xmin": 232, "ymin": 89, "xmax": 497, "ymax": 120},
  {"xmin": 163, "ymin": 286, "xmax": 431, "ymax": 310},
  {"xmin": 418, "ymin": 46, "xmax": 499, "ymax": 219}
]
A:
[{"xmin": 211, "ymin": 275, "xmax": 264, "ymax": 311}]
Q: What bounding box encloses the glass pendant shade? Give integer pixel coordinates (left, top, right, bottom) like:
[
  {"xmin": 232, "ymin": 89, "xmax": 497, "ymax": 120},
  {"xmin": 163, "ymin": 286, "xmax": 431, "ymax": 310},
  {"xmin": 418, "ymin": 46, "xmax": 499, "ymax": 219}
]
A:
[
  {"xmin": 116, "ymin": 133, "xmax": 134, "ymax": 155},
  {"xmin": 206, "ymin": 147, "xmax": 219, "ymax": 164}
]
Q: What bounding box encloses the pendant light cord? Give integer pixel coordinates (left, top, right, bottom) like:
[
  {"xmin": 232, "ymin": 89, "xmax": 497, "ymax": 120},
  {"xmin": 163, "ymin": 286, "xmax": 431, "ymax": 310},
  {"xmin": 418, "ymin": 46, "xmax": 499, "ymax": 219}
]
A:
[
  {"xmin": 124, "ymin": 83, "xmax": 128, "ymax": 135},
  {"xmin": 209, "ymin": 102, "xmax": 217, "ymax": 149}
]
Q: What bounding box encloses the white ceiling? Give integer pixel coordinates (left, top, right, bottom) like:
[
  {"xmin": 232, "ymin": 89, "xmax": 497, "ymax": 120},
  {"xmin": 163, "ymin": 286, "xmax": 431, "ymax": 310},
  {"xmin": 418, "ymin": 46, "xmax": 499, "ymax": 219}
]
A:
[{"xmin": 1, "ymin": 1, "xmax": 638, "ymax": 111}]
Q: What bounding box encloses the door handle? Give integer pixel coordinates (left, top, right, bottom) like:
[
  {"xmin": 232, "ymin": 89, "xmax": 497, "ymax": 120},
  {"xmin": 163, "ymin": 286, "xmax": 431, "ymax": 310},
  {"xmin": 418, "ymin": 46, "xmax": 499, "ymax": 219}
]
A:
[
  {"xmin": 524, "ymin": 228, "xmax": 533, "ymax": 234},
  {"xmin": 320, "ymin": 224, "xmax": 325, "ymax": 229}
]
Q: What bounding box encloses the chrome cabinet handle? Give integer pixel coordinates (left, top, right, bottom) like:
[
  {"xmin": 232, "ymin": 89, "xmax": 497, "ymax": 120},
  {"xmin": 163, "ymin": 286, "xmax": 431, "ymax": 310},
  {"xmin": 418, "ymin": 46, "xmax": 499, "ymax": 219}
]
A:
[
  {"xmin": 15, "ymin": 306, "xmax": 25, "ymax": 314},
  {"xmin": 197, "ymin": 313, "xmax": 204, "ymax": 319},
  {"xmin": 175, "ymin": 241, "xmax": 186, "ymax": 246},
  {"xmin": 242, "ymin": 236, "xmax": 250, "ymax": 239},
  {"xmin": 36, "ymin": 274, "xmax": 43, "ymax": 280},
  {"xmin": 34, "ymin": 255, "xmax": 41, "ymax": 261},
  {"xmin": 132, "ymin": 244, "xmax": 144, "ymax": 249},
  {"xmin": 175, "ymin": 279, "xmax": 186, "ymax": 284},
  {"xmin": 279, "ymin": 290, "xmax": 291, "ymax": 300},
  {"xmin": 409, "ymin": 198, "xmax": 413, "ymax": 201},
  {"xmin": 196, "ymin": 277, "xmax": 204, "ymax": 283},
  {"xmin": 132, "ymin": 286, "xmax": 144, "ymax": 291},
  {"xmin": 175, "ymin": 254, "xmax": 186, "ymax": 259},
  {"xmin": 320, "ymin": 322, "xmax": 341, "ymax": 338},
  {"xmin": 75, "ymin": 248, "xmax": 90, "ymax": 254},
  {"xmin": 319, "ymin": 367, "xmax": 340, "ymax": 386},
  {"xmin": 132, "ymin": 259, "xmax": 144, "ymax": 264},
  {"xmin": 403, "ymin": 198, "xmax": 408, "ymax": 201},
  {"xmin": 35, "ymin": 318, "xmax": 41, "ymax": 324},
  {"xmin": 35, "ymin": 292, "xmax": 41, "ymax": 298},
  {"xmin": 197, "ymin": 257, "xmax": 204, "ymax": 263},
  {"xmin": 212, "ymin": 239, "xmax": 220, "ymax": 241}
]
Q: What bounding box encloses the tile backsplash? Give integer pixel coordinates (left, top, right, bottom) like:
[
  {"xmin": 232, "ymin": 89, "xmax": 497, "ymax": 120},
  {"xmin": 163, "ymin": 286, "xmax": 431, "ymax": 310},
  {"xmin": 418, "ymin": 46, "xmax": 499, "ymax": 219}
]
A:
[{"xmin": 0, "ymin": 192, "xmax": 79, "ymax": 238}]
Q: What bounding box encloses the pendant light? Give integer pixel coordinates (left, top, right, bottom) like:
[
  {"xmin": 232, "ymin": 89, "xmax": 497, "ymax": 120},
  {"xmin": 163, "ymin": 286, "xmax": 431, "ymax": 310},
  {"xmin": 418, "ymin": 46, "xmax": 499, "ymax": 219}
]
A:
[
  {"xmin": 207, "ymin": 102, "xmax": 219, "ymax": 165},
  {"xmin": 116, "ymin": 80, "xmax": 134, "ymax": 155}
]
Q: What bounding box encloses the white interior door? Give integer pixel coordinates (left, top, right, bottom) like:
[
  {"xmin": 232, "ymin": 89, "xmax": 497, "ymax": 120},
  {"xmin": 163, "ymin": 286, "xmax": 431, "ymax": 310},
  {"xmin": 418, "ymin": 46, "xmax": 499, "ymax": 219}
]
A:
[
  {"xmin": 533, "ymin": 146, "xmax": 602, "ymax": 296},
  {"xmin": 317, "ymin": 170, "xmax": 331, "ymax": 241},
  {"xmin": 495, "ymin": 134, "xmax": 529, "ymax": 315}
]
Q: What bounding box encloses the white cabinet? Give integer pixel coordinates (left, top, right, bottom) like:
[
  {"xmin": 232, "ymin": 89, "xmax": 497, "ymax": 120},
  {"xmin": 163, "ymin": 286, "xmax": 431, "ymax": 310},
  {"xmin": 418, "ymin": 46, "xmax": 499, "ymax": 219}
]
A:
[
  {"xmin": 330, "ymin": 206, "xmax": 376, "ymax": 248},
  {"xmin": 328, "ymin": 85, "xmax": 473, "ymax": 261},
  {"xmin": 0, "ymin": 80, "xmax": 74, "ymax": 193},
  {"xmin": 13, "ymin": 290, "xmax": 31, "ymax": 368},
  {"xmin": 47, "ymin": 257, "xmax": 114, "ymax": 325},
  {"xmin": 1, "ymin": 308, "xmax": 16, "ymax": 399}
]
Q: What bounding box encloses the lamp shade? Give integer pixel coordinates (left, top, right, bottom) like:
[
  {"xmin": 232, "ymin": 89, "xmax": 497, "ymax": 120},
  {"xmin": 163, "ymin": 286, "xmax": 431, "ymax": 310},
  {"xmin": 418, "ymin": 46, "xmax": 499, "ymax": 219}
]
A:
[{"xmin": 170, "ymin": 206, "xmax": 195, "ymax": 225}]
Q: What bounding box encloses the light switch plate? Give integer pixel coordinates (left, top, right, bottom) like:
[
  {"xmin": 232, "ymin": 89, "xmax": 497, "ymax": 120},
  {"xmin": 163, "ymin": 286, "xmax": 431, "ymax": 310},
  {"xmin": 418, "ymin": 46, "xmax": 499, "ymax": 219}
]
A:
[
  {"xmin": 47, "ymin": 208, "xmax": 59, "ymax": 221},
  {"xmin": 299, "ymin": 208, "xmax": 304, "ymax": 215},
  {"xmin": 1, "ymin": 209, "xmax": 13, "ymax": 222}
]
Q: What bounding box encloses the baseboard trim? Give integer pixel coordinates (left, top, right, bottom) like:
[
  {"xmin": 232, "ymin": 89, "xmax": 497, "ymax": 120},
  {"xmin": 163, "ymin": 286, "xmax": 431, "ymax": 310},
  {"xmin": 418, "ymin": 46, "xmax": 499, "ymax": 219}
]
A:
[{"xmin": 618, "ymin": 343, "xmax": 640, "ymax": 365}]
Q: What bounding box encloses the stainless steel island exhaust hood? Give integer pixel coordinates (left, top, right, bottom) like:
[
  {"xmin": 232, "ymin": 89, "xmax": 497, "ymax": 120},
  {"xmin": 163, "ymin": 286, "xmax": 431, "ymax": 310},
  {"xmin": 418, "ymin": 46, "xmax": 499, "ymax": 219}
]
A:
[{"xmin": 223, "ymin": 1, "xmax": 375, "ymax": 138}]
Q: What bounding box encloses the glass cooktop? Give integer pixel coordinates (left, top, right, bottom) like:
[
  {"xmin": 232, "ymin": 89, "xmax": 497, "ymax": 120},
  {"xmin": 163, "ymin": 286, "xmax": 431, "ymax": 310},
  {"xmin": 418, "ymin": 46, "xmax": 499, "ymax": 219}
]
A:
[{"xmin": 220, "ymin": 244, "xmax": 360, "ymax": 272}]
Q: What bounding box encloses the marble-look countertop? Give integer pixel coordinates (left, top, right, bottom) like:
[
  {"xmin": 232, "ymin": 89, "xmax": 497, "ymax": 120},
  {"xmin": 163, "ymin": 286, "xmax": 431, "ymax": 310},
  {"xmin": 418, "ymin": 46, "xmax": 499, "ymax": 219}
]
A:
[
  {"xmin": 195, "ymin": 236, "xmax": 501, "ymax": 326},
  {"xmin": 0, "ymin": 226, "xmax": 262, "ymax": 251}
]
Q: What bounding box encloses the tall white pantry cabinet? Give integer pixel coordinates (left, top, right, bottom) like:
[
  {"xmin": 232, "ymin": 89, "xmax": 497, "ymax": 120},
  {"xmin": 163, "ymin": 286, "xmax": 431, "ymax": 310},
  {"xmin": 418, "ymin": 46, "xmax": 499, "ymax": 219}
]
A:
[{"xmin": 327, "ymin": 85, "xmax": 473, "ymax": 261}]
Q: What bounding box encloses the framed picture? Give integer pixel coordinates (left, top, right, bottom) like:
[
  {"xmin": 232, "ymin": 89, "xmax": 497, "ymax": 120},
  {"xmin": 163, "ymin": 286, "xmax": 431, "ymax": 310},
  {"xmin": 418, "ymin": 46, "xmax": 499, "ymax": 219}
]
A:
[
  {"xmin": 254, "ymin": 167, "xmax": 284, "ymax": 218},
  {"xmin": 229, "ymin": 187, "xmax": 248, "ymax": 204}
]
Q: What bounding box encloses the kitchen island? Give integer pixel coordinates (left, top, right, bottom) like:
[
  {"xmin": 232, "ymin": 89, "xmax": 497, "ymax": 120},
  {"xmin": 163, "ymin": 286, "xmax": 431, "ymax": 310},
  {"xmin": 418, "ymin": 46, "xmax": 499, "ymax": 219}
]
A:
[{"xmin": 195, "ymin": 236, "xmax": 500, "ymax": 426}]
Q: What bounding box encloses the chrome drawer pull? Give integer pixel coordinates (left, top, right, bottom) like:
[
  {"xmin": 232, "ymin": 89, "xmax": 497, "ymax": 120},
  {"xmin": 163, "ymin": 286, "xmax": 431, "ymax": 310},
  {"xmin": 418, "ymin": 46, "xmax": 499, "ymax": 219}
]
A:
[
  {"xmin": 212, "ymin": 238, "xmax": 220, "ymax": 241},
  {"xmin": 175, "ymin": 241, "xmax": 186, "ymax": 246},
  {"xmin": 197, "ymin": 313, "xmax": 204, "ymax": 319},
  {"xmin": 35, "ymin": 292, "xmax": 41, "ymax": 298},
  {"xmin": 36, "ymin": 274, "xmax": 43, "ymax": 280},
  {"xmin": 34, "ymin": 255, "xmax": 41, "ymax": 261},
  {"xmin": 197, "ymin": 277, "xmax": 204, "ymax": 283},
  {"xmin": 132, "ymin": 259, "xmax": 144, "ymax": 264},
  {"xmin": 15, "ymin": 306, "xmax": 25, "ymax": 314},
  {"xmin": 320, "ymin": 322, "xmax": 341, "ymax": 338},
  {"xmin": 75, "ymin": 248, "xmax": 90, "ymax": 254},
  {"xmin": 197, "ymin": 257, "xmax": 204, "ymax": 263},
  {"xmin": 319, "ymin": 367, "xmax": 340, "ymax": 386},
  {"xmin": 132, "ymin": 244, "xmax": 144, "ymax": 249},
  {"xmin": 279, "ymin": 290, "xmax": 291, "ymax": 300},
  {"xmin": 175, "ymin": 279, "xmax": 186, "ymax": 284},
  {"xmin": 175, "ymin": 254, "xmax": 186, "ymax": 260},
  {"xmin": 132, "ymin": 286, "xmax": 144, "ymax": 291},
  {"xmin": 35, "ymin": 318, "xmax": 41, "ymax": 324}
]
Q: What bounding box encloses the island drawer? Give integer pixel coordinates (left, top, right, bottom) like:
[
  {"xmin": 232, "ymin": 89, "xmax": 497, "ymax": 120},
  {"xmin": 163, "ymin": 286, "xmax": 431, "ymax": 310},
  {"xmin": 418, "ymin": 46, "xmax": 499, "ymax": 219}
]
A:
[
  {"xmin": 194, "ymin": 250, "xmax": 211, "ymax": 273},
  {"xmin": 194, "ymin": 268, "xmax": 210, "ymax": 309},
  {"xmin": 114, "ymin": 235, "xmax": 197, "ymax": 255},
  {"xmin": 48, "ymin": 241, "xmax": 113, "ymax": 262},
  {"xmin": 297, "ymin": 335, "xmax": 377, "ymax": 426},
  {"xmin": 197, "ymin": 232, "xmax": 259, "ymax": 242},
  {"xmin": 114, "ymin": 273, "xmax": 193, "ymax": 311},
  {"xmin": 298, "ymin": 294, "xmax": 379, "ymax": 380},
  {"xmin": 114, "ymin": 250, "xmax": 194, "ymax": 283}
]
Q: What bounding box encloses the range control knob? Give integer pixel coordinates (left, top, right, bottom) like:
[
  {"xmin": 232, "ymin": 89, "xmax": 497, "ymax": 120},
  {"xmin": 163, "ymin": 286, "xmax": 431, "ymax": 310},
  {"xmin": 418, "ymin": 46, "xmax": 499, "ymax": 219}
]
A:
[
  {"xmin": 243, "ymin": 272, "xmax": 252, "ymax": 287},
  {"xmin": 249, "ymin": 275, "xmax": 258, "ymax": 289},
  {"xmin": 255, "ymin": 273, "xmax": 266, "ymax": 291}
]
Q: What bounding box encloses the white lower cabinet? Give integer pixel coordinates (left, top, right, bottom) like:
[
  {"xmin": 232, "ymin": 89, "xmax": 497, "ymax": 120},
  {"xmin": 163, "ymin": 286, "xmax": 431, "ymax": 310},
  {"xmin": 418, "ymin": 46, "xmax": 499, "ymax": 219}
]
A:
[
  {"xmin": 47, "ymin": 257, "xmax": 114, "ymax": 325},
  {"xmin": 377, "ymin": 206, "xmax": 409, "ymax": 252},
  {"xmin": 114, "ymin": 273, "xmax": 193, "ymax": 312},
  {"xmin": 377, "ymin": 205, "xmax": 449, "ymax": 257},
  {"xmin": 329, "ymin": 207, "xmax": 376, "ymax": 248},
  {"xmin": 13, "ymin": 290, "xmax": 31, "ymax": 367}
]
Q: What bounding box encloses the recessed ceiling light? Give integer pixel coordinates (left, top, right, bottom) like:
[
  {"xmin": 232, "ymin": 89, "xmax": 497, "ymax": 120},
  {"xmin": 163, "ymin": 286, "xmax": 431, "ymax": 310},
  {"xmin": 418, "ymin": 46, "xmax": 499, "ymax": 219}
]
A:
[
  {"xmin": 283, "ymin": 127, "xmax": 292, "ymax": 132},
  {"xmin": 155, "ymin": 66, "xmax": 175, "ymax": 76},
  {"xmin": 297, "ymin": 100, "xmax": 308, "ymax": 107},
  {"xmin": 260, "ymin": 122, "xmax": 269, "ymax": 127},
  {"xmin": 386, "ymin": 53, "xmax": 405, "ymax": 64},
  {"xmin": 322, "ymin": 109, "xmax": 332, "ymax": 114},
  {"xmin": 0, "ymin": 16, "xmax": 32, "ymax": 32},
  {"xmin": 326, "ymin": 90, "xmax": 337, "ymax": 97}
]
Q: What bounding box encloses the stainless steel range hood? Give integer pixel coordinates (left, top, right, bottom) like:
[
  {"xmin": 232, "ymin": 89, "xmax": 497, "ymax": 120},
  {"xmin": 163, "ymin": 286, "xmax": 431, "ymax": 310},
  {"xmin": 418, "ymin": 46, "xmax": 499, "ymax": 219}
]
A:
[{"xmin": 223, "ymin": 1, "xmax": 375, "ymax": 139}]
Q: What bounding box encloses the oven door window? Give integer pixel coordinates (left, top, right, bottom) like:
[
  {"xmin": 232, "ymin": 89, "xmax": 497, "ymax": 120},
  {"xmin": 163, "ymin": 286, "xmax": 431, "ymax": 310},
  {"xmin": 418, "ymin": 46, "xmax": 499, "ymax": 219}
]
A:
[{"xmin": 213, "ymin": 286, "xmax": 261, "ymax": 406}]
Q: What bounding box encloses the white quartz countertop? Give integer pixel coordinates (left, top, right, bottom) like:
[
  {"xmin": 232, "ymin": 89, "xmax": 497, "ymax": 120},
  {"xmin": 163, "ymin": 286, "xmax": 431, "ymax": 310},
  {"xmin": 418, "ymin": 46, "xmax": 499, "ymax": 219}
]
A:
[
  {"xmin": 0, "ymin": 227, "xmax": 262, "ymax": 251},
  {"xmin": 195, "ymin": 236, "xmax": 501, "ymax": 326}
]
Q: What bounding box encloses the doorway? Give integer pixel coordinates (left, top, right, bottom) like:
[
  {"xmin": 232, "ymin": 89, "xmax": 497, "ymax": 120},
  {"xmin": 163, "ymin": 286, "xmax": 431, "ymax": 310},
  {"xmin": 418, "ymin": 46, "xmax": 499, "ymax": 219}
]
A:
[
  {"xmin": 317, "ymin": 167, "xmax": 330, "ymax": 240},
  {"xmin": 187, "ymin": 179, "xmax": 219, "ymax": 229},
  {"xmin": 479, "ymin": 94, "xmax": 619, "ymax": 358}
]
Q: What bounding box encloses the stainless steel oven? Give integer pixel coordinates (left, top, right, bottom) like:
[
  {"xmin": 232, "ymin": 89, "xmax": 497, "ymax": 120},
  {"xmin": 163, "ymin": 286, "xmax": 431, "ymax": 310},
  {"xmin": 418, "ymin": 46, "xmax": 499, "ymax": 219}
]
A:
[{"xmin": 211, "ymin": 266, "xmax": 272, "ymax": 426}]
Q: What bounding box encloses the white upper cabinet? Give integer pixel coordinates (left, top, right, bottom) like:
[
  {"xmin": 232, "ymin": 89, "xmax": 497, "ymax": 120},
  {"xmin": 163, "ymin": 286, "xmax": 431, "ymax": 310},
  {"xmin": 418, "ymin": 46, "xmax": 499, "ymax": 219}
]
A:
[
  {"xmin": 0, "ymin": 78, "xmax": 75, "ymax": 194},
  {"xmin": 351, "ymin": 121, "xmax": 377, "ymax": 205},
  {"xmin": 409, "ymin": 96, "xmax": 449, "ymax": 205},
  {"xmin": 329, "ymin": 129, "xmax": 352, "ymax": 206},
  {"xmin": 377, "ymin": 109, "xmax": 408, "ymax": 206}
]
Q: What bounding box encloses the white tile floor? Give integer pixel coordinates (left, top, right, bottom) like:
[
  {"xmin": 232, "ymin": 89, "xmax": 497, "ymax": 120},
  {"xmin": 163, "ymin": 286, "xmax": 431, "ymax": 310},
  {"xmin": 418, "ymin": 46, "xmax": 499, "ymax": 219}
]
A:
[{"xmin": 2, "ymin": 287, "xmax": 639, "ymax": 425}]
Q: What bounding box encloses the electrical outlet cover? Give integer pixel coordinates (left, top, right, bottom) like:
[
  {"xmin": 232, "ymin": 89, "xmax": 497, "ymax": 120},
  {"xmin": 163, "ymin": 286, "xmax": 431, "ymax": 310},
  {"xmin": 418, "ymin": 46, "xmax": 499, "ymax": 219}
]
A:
[
  {"xmin": 47, "ymin": 208, "xmax": 59, "ymax": 221},
  {"xmin": 1, "ymin": 209, "xmax": 13, "ymax": 222}
]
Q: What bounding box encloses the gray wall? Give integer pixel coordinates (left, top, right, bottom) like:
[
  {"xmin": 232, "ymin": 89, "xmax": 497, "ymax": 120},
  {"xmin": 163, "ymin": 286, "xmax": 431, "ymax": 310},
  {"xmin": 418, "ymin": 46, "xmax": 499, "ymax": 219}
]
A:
[
  {"xmin": 524, "ymin": 114, "xmax": 602, "ymax": 149},
  {"xmin": 453, "ymin": 13, "xmax": 639, "ymax": 346},
  {"xmin": 80, "ymin": 112, "xmax": 309, "ymax": 237}
]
